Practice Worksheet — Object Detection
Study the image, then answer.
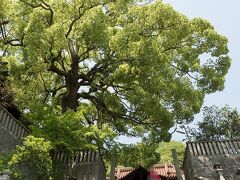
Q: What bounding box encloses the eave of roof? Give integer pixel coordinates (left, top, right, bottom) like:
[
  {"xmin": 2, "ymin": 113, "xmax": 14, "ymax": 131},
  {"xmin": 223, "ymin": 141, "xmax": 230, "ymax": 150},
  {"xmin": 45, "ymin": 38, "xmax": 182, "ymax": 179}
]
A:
[
  {"xmin": 152, "ymin": 164, "xmax": 176, "ymax": 177},
  {"xmin": 115, "ymin": 167, "xmax": 134, "ymax": 179},
  {"xmin": 186, "ymin": 139, "xmax": 240, "ymax": 156},
  {"xmin": 113, "ymin": 164, "xmax": 177, "ymax": 180}
]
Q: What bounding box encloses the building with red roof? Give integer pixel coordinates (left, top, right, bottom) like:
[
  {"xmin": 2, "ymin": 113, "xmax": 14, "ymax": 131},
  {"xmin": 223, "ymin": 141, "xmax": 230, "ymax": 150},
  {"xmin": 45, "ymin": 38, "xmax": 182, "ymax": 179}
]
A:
[
  {"xmin": 151, "ymin": 164, "xmax": 176, "ymax": 180},
  {"xmin": 106, "ymin": 164, "xmax": 177, "ymax": 180}
]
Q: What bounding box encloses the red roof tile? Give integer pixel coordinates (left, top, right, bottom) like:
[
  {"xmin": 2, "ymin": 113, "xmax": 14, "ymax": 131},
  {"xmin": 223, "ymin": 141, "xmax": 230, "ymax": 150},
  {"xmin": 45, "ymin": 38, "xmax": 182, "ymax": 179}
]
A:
[
  {"xmin": 115, "ymin": 167, "xmax": 134, "ymax": 179},
  {"xmin": 152, "ymin": 164, "xmax": 176, "ymax": 178},
  {"xmin": 106, "ymin": 164, "xmax": 177, "ymax": 180}
]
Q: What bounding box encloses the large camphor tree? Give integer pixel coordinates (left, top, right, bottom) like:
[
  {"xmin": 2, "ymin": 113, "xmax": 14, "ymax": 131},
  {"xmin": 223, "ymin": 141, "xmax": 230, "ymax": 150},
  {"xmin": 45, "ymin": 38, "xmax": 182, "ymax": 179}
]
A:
[{"xmin": 0, "ymin": 0, "xmax": 231, "ymax": 148}]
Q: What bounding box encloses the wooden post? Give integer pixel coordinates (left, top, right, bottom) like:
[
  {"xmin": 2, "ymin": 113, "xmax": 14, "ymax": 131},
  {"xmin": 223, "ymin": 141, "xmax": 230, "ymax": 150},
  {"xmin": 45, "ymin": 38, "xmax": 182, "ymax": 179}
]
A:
[
  {"xmin": 182, "ymin": 125, "xmax": 191, "ymax": 141},
  {"xmin": 110, "ymin": 147, "xmax": 116, "ymax": 180},
  {"xmin": 172, "ymin": 149, "xmax": 182, "ymax": 180},
  {"xmin": 110, "ymin": 155, "xmax": 116, "ymax": 180}
]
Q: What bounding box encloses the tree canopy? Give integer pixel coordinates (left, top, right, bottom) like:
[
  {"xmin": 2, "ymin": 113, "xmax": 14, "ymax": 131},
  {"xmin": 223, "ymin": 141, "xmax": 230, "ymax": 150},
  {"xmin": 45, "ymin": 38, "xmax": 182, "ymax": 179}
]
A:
[
  {"xmin": 0, "ymin": 0, "xmax": 231, "ymax": 146},
  {"xmin": 157, "ymin": 141, "xmax": 185, "ymax": 167},
  {"xmin": 188, "ymin": 105, "xmax": 240, "ymax": 141},
  {"xmin": 0, "ymin": 59, "xmax": 11, "ymax": 107},
  {"xmin": 115, "ymin": 142, "xmax": 159, "ymax": 169},
  {"xmin": 0, "ymin": 55, "xmax": 22, "ymax": 120}
]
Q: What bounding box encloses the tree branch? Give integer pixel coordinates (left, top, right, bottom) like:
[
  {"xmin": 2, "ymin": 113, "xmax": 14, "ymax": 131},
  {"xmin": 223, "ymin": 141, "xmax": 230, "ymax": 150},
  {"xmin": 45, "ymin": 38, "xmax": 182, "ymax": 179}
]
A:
[
  {"xmin": 47, "ymin": 51, "xmax": 68, "ymax": 77},
  {"xmin": 40, "ymin": 0, "xmax": 54, "ymax": 25},
  {"xmin": 65, "ymin": 2, "xmax": 106, "ymax": 38},
  {"xmin": 65, "ymin": 2, "xmax": 85, "ymax": 38},
  {"xmin": 20, "ymin": 0, "xmax": 54, "ymax": 25},
  {"xmin": 169, "ymin": 63, "xmax": 198, "ymax": 81},
  {"xmin": 2, "ymin": 38, "xmax": 24, "ymax": 46},
  {"xmin": 51, "ymin": 85, "xmax": 67, "ymax": 97},
  {"xmin": 48, "ymin": 63, "xmax": 68, "ymax": 77}
]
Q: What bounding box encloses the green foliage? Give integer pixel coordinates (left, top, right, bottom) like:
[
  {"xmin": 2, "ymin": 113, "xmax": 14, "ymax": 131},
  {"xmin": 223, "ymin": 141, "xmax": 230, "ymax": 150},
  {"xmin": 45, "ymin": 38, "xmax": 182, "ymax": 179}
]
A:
[
  {"xmin": 0, "ymin": 59, "xmax": 8, "ymax": 82},
  {"xmin": 0, "ymin": 1, "xmax": 232, "ymax": 177},
  {"xmin": 188, "ymin": 105, "xmax": 240, "ymax": 140},
  {"xmin": 0, "ymin": 0, "xmax": 231, "ymax": 141},
  {"xmin": 105, "ymin": 141, "xmax": 185, "ymax": 174},
  {"xmin": 0, "ymin": 153, "xmax": 12, "ymax": 173},
  {"xmin": 27, "ymin": 104, "xmax": 116, "ymax": 150},
  {"xmin": 9, "ymin": 135, "xmax": 52, "ymax": 180},
  {"xmin": 0, "ymin": 58, "xmax": 13, "ymax": 107},
  {"xmin": 116, "ymin": 142, "xmax": 160, "ymax": 168},
  {"xmin": 157, "ymin": 141, "xmax": 185, "ymax": 167}
]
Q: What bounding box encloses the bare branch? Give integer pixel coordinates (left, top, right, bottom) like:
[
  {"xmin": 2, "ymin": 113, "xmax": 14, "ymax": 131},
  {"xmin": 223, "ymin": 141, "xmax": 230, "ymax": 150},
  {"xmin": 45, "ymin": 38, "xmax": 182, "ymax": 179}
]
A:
[
  {"xmin": 170, "ymin": 63, "xmax": 198, "ymax": 81},
  {"xmin": 0, "ymin": 20, "xmax": 8, "ymax": 39},
  {"xmin": 79, "ymin": 46, "xmax": 95, "ymax": 59},
  {"xmin": 19, "ymin": 0, "xmax": 41, "ymax": 8},
  {"xmin": 48, "ymin": 63, "xmax": 68, "ymax": 77},
  {"xmin": 65, "ymin": 2, "xmax": 106, "ymax": 38},
  {"xmin": 20, "ymin": 0, "xmax": 54, "ymax": 25},
  {"xmin": 0, "ymin": 20, "xmax": 9, "ymax": 26},
  {"xmin": 51, "ymin": 85, "xmax": 67, "ymax": 97},
  {"xmin": 47, "ymin": 51, "xmax": 68, "ymax": 77},
  {"xmin": 40, "ymin": 0, "xmax": 54, "ymax": 25},
  {"xmin": 2, "ymin": 38, "xmax": 23, "ymax": 46},
  {"xmin": 65, "ymin": 2, "xmax": 85, "ymax": 38}
]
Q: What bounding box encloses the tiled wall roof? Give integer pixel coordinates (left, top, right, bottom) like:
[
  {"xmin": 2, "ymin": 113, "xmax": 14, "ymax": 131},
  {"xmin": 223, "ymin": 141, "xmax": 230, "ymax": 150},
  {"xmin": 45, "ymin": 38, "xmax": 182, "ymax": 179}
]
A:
[
  {"xmin": 187, "ymin": 139, "xmax": 240, "ymax": 156},
  {"xmin": 152, "ymin": 164, "xmax": 176, "ymax": 178},
  {"xmin": 0, "ymin": 105, "xmax": 29, "ymax": 140},
  {"xmin": 110, "ymin": 164, "xmax": 176, "ymax": 180},
  {"xmin": 51, "ymin": 150, "xmax": 99, "ymax": 163},
  {"xmin": 115, "ymin": 167, "xmax": 134, "ymax": 179}
]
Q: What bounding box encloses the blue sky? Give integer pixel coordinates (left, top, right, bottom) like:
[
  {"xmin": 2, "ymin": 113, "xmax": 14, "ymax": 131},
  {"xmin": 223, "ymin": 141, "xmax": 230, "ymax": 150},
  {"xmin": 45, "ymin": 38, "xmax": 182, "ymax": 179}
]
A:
[
  {"xmin": 119, "ymin": 0, "xmax": 240, "ymax": 143},
  {"xmin": 163, "ymin": 0, "xmax": 240, "ymax": 140}
]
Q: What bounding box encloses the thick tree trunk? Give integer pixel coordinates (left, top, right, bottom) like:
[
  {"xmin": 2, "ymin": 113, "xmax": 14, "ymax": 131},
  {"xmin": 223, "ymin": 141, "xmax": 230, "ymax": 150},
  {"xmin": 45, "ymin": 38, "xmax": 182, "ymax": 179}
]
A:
[
  {"xmin": 61, "ymin": 55, "xmax": 79, "ymax": 112},
  {"xmin": 62, "ymin": 79, "xmax": 78, "ymax": 112}
]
